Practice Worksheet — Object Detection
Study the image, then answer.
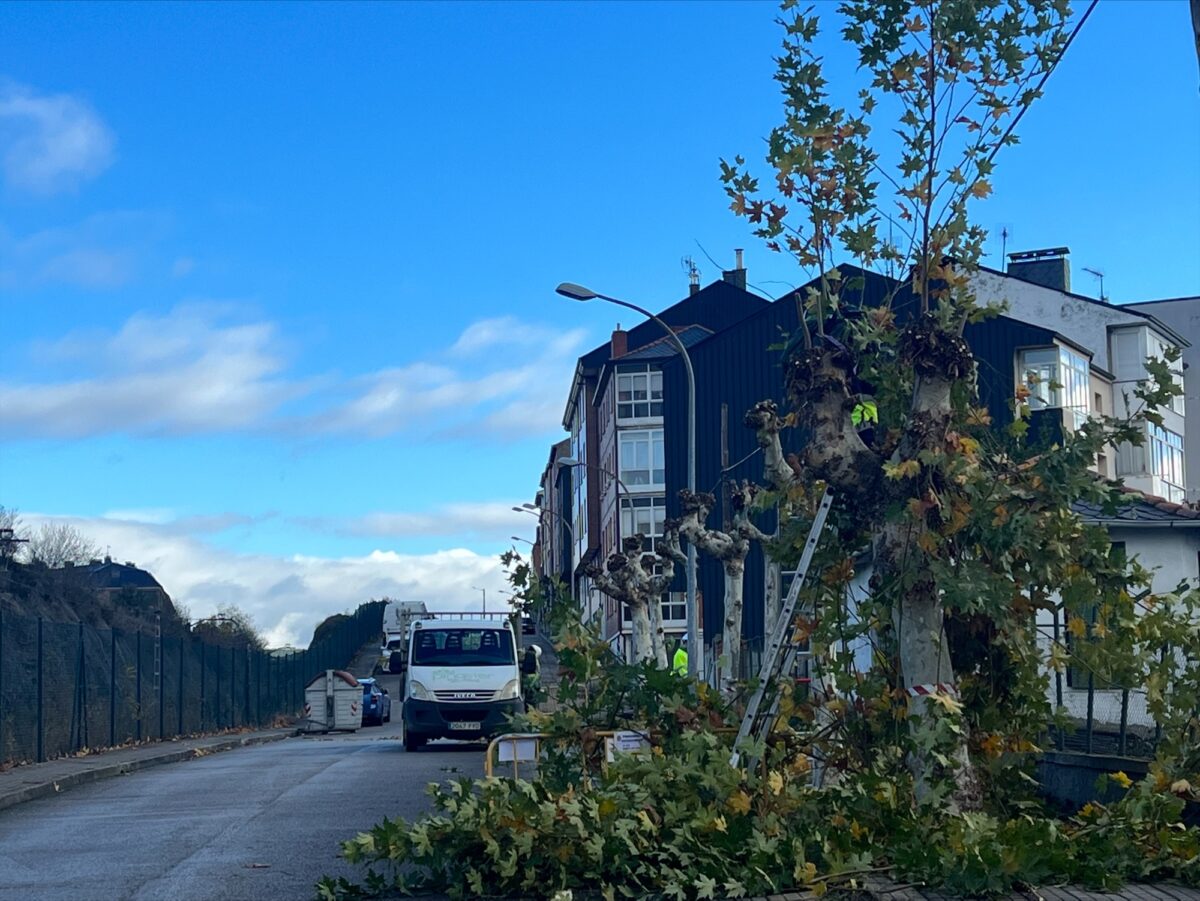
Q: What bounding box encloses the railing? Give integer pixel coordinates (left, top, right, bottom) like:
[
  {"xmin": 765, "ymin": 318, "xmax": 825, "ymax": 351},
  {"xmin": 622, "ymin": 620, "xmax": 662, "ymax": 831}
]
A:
[
  {"xmin": 1041, "ymin": 603, "xmax": 1162, "ymax": 758},
  {"xmin": 417, "ymin": 611, "xmax": 517, "ymax": 622},
  {"xmin": 0, "ymin": 601, "xmax": 384, "ymax": 768}
]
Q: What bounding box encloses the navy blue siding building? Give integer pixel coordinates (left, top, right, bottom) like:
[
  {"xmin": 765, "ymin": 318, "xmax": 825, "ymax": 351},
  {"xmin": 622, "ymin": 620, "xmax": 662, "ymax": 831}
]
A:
[{"xmin": 659, "ymin": 265, "xmax": 1072, "ymax": 649}]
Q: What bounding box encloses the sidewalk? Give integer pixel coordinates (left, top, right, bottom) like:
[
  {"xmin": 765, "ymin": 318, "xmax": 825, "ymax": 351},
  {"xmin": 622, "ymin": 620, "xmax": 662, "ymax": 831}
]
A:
[{"xmin": 0, "ymin": 725, "xmax": 297, "ymax": 814}]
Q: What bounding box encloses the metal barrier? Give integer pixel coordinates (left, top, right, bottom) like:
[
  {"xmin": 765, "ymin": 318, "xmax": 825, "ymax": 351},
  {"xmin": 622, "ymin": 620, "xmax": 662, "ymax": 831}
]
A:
[
  {"xmin": 485, "ymin": 732, "xmax": 548, "ymax": 778},
  {"xmin": 485, "ymin": 728, "xmax": 754, "ymax": 779},
  {"xmin": 0, "ymin": 599, "xmax": 384, "ymax": 767}
]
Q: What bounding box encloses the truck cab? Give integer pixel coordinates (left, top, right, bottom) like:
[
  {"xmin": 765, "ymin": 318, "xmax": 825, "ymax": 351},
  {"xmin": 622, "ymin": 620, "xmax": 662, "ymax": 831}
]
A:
[{"xmin": 401, "ymin": 618, "xmax": 524, "ymax": 751}]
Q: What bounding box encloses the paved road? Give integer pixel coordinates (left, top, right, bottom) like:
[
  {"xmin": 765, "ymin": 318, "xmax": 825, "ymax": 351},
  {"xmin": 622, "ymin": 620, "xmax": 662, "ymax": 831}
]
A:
[{"xmin": 0, "ymin": 671, "xmax": 485, "ymax": 901}]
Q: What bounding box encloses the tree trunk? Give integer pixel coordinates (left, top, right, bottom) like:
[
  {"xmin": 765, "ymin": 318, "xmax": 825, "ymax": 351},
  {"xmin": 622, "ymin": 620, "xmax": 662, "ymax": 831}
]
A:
[
  {"xmin": 721, "ymin": 559, "xmax": 746, "ymax": 691},
  {"xmin": 881, "ymin": 366, "xmax": 979, "ymax": 809},
  {"xmin": 649, "ymin": 595, "xmax": 668, "ymax": 668},
  {"xmin": 763, "ymin": 559, "xmax": 782, "ymax": 643},
  {"xmin": 630, "ymin": 601, "xmax": 655, "ymax": 663}
]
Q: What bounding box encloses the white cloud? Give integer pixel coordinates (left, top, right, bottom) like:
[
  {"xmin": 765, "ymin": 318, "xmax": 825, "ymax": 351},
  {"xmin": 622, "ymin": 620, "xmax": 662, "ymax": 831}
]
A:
[
  {"xmin": 3, "ymin": 307, "xmax": 585, "ymax": 441},
  {"xmin": 0, "ymin": 81, "xmax": 115, "ymax": 194},
  {"xmin": 302, "ymin": 502, "xmax": 532, "ymax": 539},
  {"xmin": 317, "ymin": 321, "xmax": 586, "ymax": 438},
  {"xmin": 0, "ymin": 303, "xmax": 302, "ymax": 438},
  {"xmin": 21, "ymin": 512, "xmax": 512, "ymax": 650},
  {"xmin": 450, "ymin": 315, "xmax": 551, "ymax": 356},
  {"xmin": 102, "ymin": 508, "xmax": 176, "ymax": 525},
  {"xmin": 0, "ymin": 210, "xmax": 167, "ymax": 290}
]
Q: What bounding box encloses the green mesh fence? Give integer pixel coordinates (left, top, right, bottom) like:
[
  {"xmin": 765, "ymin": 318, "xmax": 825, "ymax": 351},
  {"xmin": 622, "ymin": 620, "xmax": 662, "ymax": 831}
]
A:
[{"xmin": 0, "ymin": 600, "xmax": 384, "ymax": 766}]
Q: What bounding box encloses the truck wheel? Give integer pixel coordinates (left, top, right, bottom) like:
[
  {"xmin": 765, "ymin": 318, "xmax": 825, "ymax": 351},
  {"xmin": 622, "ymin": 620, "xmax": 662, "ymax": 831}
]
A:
[{"xmin": 404, "ymin": 732, "xmax": 425, "ymax": 752}]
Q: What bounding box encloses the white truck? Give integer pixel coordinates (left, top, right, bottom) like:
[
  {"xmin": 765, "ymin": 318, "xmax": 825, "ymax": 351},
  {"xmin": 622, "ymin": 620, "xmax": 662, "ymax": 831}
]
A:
[
  {"xmin": 381, "ymin": 600, "xmax": 428, "ymax": 673},
  {"xmin": 400, "ymin": 616, "xmax": 534, "ymax": 751}
]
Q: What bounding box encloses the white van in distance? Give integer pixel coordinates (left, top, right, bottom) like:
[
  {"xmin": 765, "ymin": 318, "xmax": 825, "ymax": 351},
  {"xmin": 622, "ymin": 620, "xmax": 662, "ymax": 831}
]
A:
[{"xmin": 401, "ymin": 618, "xmax": 530, "ymax": 751}]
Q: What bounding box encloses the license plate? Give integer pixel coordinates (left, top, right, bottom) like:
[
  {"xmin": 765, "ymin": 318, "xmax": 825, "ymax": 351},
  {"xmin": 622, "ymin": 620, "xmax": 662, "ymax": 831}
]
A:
[{"xmin": 448, "ymin": 721, "xmax": 480, "ymax": 731}]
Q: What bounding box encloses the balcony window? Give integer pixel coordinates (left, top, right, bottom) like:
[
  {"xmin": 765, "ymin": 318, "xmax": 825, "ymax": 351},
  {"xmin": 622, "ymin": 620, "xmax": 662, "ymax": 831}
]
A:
[
  {"xmin": 1147, "ymin": 333, "xmax": 1186, "ymax": 416},
  {"xmin": 617, "ymin": 366, "xmax": 664, "ymax": 421},
  {"xmin": 620, "ymin": 429, "xmax": 665, "ymax": 489},
  {"xmin": 1150, "ymin": 424, "xmax": 1185, "ymax": 502},
  {"xmin": 1018, "ymin": 346, "xmax": 1090, "ymax": 431},
  {"xmin": 620, "ymin": 495, "xmax": 666, "ymax": 552},
  {"xmin": 622, "ymin": 594, "xmax": 686, "ymax": 625}
]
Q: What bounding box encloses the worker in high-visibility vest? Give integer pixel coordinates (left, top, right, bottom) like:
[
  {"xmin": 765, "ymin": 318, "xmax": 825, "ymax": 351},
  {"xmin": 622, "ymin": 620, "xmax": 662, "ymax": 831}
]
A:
[{"xmin": 672, "ymin": 634, "xmax": 688, "ymax": 677}]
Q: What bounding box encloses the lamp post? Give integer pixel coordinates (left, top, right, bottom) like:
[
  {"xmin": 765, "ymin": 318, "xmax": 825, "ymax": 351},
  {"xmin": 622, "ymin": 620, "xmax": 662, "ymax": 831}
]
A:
[
  {"xmin": 510, "ymin": 536, "xmax": 534, "ymax": 546},
  {"xmin": 555, "ymin": 281, "xmax": 702, "ymax": 682},
  {"xmin": 471, "ymin": 585, "xmax": 487, "ymax": 615}
]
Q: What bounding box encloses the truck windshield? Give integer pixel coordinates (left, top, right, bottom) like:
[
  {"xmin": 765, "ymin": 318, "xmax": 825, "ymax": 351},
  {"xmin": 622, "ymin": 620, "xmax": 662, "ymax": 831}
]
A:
[{"xmin": 411, "ymin": 629, "xmax": 515, "ymax": 667}]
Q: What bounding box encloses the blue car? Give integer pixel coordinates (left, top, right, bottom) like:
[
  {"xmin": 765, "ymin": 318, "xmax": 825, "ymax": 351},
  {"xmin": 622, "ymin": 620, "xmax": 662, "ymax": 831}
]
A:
[{"xmin": 359, "ymin": 677, "xmax": 391, "ymax": 726}]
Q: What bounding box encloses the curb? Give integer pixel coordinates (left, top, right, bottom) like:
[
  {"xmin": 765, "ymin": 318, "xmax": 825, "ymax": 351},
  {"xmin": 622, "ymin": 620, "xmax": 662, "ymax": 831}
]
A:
[{"xmin": 0, "ymin": 730, "xmax": 295, "ymax": 814}]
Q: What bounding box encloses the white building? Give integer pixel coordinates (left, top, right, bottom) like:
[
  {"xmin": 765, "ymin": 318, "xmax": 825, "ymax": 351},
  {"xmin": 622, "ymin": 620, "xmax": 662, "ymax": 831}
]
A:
[{"xmin": 975, "ymin": 249, "xmax": 1190, "ymax": 504}]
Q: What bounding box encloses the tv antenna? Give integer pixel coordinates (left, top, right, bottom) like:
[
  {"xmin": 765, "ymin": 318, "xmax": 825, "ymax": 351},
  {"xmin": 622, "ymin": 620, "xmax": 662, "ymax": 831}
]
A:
[
  {"xmin": 1083, "ymin": 266, "xmax": 1107, "ymax": 302},
  {"xmin": 999, "ymin": 225, "xmax": 1012, "ymax": 265},
  {"xmin": 681, "ymin": 255, "xmax": 700, "ymax": 289}
]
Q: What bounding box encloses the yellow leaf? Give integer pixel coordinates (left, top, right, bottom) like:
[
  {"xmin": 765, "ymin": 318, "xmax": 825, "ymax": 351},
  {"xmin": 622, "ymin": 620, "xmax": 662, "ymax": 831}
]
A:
[
  {"xmin": 969, "ymin": 180, "xmax": 992, "ymax": 199},
  {"xmin": 1171, "ymin": 779, "xmax": 1192, "ymax": 795},
  {"xmin": 929, "ymin": 691, "xmax": 964, "ymax": 715},
  {"xmin": 966, "ymin": 406, "xmax": 992, "ymax": 426},
  {"xmin": 727, "ymin": 790, "xmax": 752, "ymax": 815},
  {"xmin": 712, "ymin": 815, "xmax": 728, "ymax": 833},
  {"xmin": 1066, "ymin": 616, "xmax": 1088, "ymax": 639},
  {"xmin": 768, "ymin": 771, "xmax": 784, "ymax": 795},
  {"xmin": 1091, "ymin": 619, "xmax": 1109, "ymax": 639},
  {"xmin": 850, "ymin": 820, "xmax": 866, "ymax": 840},
  {"xmin": 799, "ymin": 862, "xmax": 817, "ymax": 884},
  {"xmin": 980, "ymin": 733, "xmax": 1004, "ymax": 758},
  {"xmin": 1112, "ymin": 771, "xmax": 1133, "ymax": 789},
  {"xmin": 812, "ymin": 881, "xmax": 828, "ymax": 898}
]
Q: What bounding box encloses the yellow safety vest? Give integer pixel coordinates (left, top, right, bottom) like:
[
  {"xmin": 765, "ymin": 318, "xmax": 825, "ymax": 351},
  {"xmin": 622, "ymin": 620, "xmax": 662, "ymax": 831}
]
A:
[{"xmin": 673, "ymin": 648, "xmax": 688, "ymax": 676}]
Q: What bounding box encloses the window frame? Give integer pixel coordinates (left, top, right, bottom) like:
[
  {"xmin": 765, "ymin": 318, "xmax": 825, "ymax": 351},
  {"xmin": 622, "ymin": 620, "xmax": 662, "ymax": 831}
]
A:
[
  {"xmin": 619, "ymin": 429, "xmax": 665, "ymax": 490},
  {"xmin": 1149, "ymin": 424, "xmax": 1185, "ymax": 500},
  {"xmin": 616, "ymin": 365, "xmax": 664, "ymax": 422}
]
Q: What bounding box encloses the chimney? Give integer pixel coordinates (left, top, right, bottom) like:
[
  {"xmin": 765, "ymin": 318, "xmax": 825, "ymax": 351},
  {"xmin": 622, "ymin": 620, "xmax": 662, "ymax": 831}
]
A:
[
  {"xmin": 611, "ymin": 324, "xmax": 628, "ymax": 358},
  {"xmin": 1007, "ymin": 247, "xmax": 1071, "ymax": 293},
  {"xmin": 722, "ymin": 248, "xmax": 747, "ymax": 290}
]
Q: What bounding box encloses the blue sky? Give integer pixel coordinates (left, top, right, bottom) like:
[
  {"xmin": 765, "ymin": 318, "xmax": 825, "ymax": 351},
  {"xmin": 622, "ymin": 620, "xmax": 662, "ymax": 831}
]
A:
[{"xmin": 2, "ymin": 0, "xmax": 1197, "ymax": 645}]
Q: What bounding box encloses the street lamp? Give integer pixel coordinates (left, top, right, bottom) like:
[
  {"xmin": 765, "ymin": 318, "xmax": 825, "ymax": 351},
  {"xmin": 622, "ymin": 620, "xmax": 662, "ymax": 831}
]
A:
[
  {"xmin": 471, "ymin": 585, "xmax": 487, "ymax": 614},
  {"xmin": 513, "ymin": 504, "xmax": 573, "ymax": 540},
  {"xmin": 556, "ymin": 281, "xmax": 702, "ymax": 681},
  {"xmin": 556, "ymin": 455, "xmax": 635, "ymax": 545},
  {"xmin": 510, "ymin": 536, "xmax": 534, "ymax": 546}
]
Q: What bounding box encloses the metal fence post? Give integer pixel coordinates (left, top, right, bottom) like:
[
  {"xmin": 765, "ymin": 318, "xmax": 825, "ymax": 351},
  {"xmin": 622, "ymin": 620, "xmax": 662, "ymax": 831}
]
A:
[
  {"xmin": 244, "ymin": 644, "xmax": 251, "ymax": 727},
  {"xmin": 230, "ymin": 646, "xmax": 236, "ymax": 728},
  {"xmin": 200, "ymin": 640, "xmax": 207, "ymax": 732},
  {"xmin": 1052, "ymin": 604, "xmax": 1064, "ymax": 750},
  {"xmin": 215, "ymin": 642, "xmax": 221, "ymax": 730},
  {"xmin": 255, "ymin": 650, "xmax": 262, "ymax": 726},
  {"xmin": 158, "ymin": 618, "xmax": 165, "ymax": 740},
  {"xmin": 136, "ymin": 630, "xmax": 143, "ymax": 742},
  {"xmin": 110, "ymin": 628, "xmax": 117, "ymax": 747},
  {"xmin": 0, "ymin": 606, "xmax": 5, "ymax": 763},
  {"xmin": 178, "ymin": 636, "xmax": 185, "ymax": 736},
  {"xmin": 36, "ymin": 617, "xmax": 44, "ymax": 763},
  {"xmin": 75, "ymin": 621, "xmax": 87, "ymax": 751},
  {"xmin": 1085, "ymin": 606, "xmax": 1096, "ymax": 755}
]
